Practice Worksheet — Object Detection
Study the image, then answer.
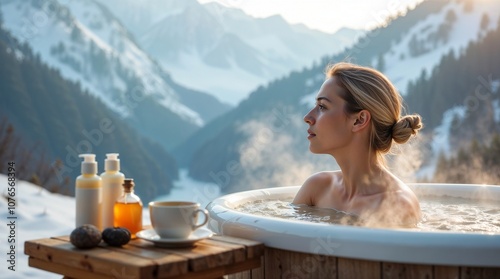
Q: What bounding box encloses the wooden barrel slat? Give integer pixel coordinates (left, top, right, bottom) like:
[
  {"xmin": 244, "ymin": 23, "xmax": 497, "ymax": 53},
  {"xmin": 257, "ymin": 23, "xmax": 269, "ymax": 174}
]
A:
[{"xmin": 211, "ymin": 235, "xmax": 265, "ymax": 258}]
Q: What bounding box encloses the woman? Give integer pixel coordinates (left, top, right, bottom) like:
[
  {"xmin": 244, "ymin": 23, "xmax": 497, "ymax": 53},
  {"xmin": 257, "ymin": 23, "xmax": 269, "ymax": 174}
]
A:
[{"xmin": 293, "ymin": 62, "xmax": 423, "ymax": 227}]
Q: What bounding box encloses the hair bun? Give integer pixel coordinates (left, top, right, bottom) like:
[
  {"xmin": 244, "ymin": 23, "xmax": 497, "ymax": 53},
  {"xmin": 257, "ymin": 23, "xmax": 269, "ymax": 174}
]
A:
[{"xmin": 392, "ymin": 114, "xmax": 423, "ymax": 144}]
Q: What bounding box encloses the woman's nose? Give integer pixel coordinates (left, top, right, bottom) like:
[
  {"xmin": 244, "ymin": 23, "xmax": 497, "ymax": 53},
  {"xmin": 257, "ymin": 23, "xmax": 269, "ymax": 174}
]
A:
[{"xmin": 304, "ymin": 109, "xmax": 315, "ymax": 125}]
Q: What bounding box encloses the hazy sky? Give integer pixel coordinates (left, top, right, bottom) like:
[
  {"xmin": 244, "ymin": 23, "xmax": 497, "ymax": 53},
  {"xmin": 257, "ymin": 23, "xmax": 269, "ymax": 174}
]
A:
[{"xmin": 197, "ymin": 0, "xmax": 424, "ymax": 33}]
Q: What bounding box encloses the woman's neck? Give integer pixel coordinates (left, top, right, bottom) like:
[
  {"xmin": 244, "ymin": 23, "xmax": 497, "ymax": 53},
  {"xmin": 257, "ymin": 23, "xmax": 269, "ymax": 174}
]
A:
[{"xmin": 333, "ymin": 147, "xmax": 387, "ymax": 201}]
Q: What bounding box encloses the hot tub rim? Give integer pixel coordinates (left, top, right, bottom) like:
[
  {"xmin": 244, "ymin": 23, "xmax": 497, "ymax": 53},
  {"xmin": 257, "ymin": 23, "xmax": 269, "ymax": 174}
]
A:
[{"xmin": 207, "ymin": 184, "xmax": 500, "ymax": 267}]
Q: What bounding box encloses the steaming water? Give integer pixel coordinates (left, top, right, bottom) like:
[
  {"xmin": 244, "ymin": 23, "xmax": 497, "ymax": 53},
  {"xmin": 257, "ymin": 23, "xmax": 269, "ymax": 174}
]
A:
[{"xmin": 235, "ymin": 196, "xmax": 500, "ymax": 233}]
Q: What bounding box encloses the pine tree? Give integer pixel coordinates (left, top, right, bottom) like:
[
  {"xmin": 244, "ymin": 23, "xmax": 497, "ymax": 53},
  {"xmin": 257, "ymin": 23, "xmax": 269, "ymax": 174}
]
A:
[
  {"xmin": 481, "ymin": 13, "xmax": 490, "ymax": 31},
  {"xmin": 445, "ymin": 9, "xmax": 457, "ymax": 24}
]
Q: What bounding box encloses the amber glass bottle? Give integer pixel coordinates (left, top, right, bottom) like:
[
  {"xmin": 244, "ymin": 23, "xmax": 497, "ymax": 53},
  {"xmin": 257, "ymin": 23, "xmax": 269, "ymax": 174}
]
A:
[{"xmin": 114, "ymin": 178, "xmax": 143, "ymax": 239}]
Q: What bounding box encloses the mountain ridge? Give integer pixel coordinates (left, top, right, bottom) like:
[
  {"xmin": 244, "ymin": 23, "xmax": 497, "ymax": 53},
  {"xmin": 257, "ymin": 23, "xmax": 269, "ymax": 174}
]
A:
[
  {"xmin": 96, "ymin": 0, "xmax": 363, "ymax": 105},
  {"xmin": 0, "ymin": 0, "xmax": 231, "ymax": 151}
]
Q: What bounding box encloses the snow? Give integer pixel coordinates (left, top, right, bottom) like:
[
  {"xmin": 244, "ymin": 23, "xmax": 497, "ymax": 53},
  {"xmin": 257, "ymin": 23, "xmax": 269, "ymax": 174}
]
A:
[
  {"xmin": 494, "ymin": 100, "xmax": 500, "ymax": 123},
  {"xmin": 73, "ymin": 20, "xmax": 113, "ymax": 54},
  {"xmin": 416, "ymin": 106, "xmax": 466, "ymax": 179},
  {"xmin": 0, "ymin": 170, "xmax": 220, "ymax": 279},
  {"xmin": 165, "ymin": 37, "xmax": 348, "ymax": 106},
  {"xmin": 417, "ymin": 77, "xmax": 500, "ymax": 179},
  {"xmin": 491, "ymin": 80, "xmax": 500, "ymax": 94},
  {"xmin": 383, "ymin": 0, "xmax": 500, "ymax": 94},
  {"xmin": 0, "ymin": 0, "xmax": 204, "ymax": 126},
  {"xmin": 300, "ymin": 91, "xmax": 318, "ymax": 108},
  {"xmin": 431, "ymin": 106, "xmax": 466, "ymax": 156},
  {"xmin": 300, "ymin": 73, "xmax": 325, "ymax": 107},
  {"xmin": 1, "ymin": 1, "xmax": 121, "ymax": 112},
  {"xmin": 386, "ymin": 1, "xmax": 500, "ymax": 179},
  {"xmin": 242, "ymin": 34, "xmax": 297, "ymax": 60},
  {"xmin": 0, "ymin": 174, "xmax": 75, "ymax": 278},
  {"xmin": 127, "ymin": 1, "xmax": 359, "ymax": 106},
  {"xmin": 168, "ymin": 52, "xmax": 265, "ymax": 105}
]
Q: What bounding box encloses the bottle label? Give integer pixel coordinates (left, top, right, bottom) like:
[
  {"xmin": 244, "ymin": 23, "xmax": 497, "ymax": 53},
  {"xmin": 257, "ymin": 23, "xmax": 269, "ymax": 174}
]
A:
[{"xmin": 76, "ymin": 178, "xmax": 102, "ymax": 189}]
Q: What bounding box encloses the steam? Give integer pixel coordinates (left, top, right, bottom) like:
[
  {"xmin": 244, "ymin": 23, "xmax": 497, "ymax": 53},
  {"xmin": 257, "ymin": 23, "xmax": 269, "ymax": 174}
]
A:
[
  {"xmin": 235, "ymin": 113, "xmax": 334, "ymax": 191},
  {"xmin": 233, "ymin": 111, "xmax": 429, "ymax": 192},
  {"xmin": 387, "ymin": 134, "xmax": 427, "ymax": 183}
]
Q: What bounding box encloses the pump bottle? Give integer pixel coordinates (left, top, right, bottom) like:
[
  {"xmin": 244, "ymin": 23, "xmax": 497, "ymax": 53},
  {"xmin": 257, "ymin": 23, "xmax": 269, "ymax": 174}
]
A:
[
  {"xmin": 75, "ymin": 154, "xmax": 102, "ymax": 230},
  {"xmin": 101, "ymin": 153, "xmax": 125, "ymax": 228}
]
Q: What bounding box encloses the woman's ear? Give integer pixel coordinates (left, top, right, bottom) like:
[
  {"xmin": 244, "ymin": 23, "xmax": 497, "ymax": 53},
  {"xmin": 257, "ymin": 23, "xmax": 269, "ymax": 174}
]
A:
[{"xmin": 352, "ymin": 110, "xmax": 371, "ymax": 132}]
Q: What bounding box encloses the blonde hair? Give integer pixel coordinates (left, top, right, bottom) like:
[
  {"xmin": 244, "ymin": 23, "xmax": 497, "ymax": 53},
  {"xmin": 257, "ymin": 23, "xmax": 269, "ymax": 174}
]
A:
[{"xmin": 326, "ymin": 62, "xmax": 423, "ymax": 157}]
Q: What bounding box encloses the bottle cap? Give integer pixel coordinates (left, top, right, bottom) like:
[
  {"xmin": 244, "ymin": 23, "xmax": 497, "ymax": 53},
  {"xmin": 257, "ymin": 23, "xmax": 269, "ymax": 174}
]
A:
[
  {"xmin": 122, "ymin": 178, "xmax": 134, "ymax": 193},
  {"xmin": 105, "ymin": 153, "xmax": 120, "ymax": 171},
  {"xmin": 79, "ymin": 154, "xmax": 97, "ymax": 174}
]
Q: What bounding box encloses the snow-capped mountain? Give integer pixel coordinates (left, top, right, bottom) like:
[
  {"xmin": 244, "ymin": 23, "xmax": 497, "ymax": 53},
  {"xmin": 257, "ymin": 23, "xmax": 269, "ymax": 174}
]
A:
[
  {"xmin": 95, "ymin": 0, "xmax": 363, "ymax": 105},
  {"xmin": 0, "ymin": 0, "xmax": 231, "ymax": 150},
  {"xmin": 379, "ymin": 0, "xmax": 500, "ymax": 94},
  {"xmin": 1, "ymin": 0, "xmax": 197, "ymax": 121},
  {"xmin": 384, "ymin": 0, "xmax": 500, "ymax": 176}
]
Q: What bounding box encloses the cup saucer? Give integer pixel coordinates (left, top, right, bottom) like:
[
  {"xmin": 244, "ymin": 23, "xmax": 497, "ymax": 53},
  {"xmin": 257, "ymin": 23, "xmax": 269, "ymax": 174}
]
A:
[{"xmin": 136, "ymin": 228, "xmax": 214, "ymax": 248}]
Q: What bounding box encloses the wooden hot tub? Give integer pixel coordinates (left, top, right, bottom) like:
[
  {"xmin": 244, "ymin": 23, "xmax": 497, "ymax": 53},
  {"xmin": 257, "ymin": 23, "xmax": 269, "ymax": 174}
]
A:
[{"xmin": 207, "ymin": 184, "xmax": 500, "ymax": 278}]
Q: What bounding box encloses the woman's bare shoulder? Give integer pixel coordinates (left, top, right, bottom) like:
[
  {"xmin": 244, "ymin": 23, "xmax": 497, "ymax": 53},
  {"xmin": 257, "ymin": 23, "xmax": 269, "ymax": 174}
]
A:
[
  {"xmin": 305, "ymin": 171, "xmax": 339, "ymax": 185},
  {"xmin": 392, "ymin": 180, "xmax": 421, "ymax": 213},
  {"xmin": 292, "ymin": 171, "xmax": 340, "ymax": 205},
  {"xmin": 372, "ymin": 181, "xmax": 421, "ymax": 227}
]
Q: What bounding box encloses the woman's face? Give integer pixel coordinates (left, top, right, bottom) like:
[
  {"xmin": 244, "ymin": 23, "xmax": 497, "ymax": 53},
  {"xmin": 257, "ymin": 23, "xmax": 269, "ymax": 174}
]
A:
[{"xmin": 304, "ymin": 77, "xmax": 355, "ymax": 154}]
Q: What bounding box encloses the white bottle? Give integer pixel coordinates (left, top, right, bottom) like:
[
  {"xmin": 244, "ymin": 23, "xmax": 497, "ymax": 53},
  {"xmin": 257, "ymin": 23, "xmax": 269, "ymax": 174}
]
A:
[
  {"xmin": 101, "ymin": 153, "xmax": 125, "ymax": 228},
  {"xmin": 75, "ymin": 154, "xmax": 102, "ymax": 230}
]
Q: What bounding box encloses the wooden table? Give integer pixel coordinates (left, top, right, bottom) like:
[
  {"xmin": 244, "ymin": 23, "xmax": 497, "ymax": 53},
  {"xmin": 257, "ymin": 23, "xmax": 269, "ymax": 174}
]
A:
[{"xmin": 24, "ymin": 234, "xmax": 264, "ymax": 279}]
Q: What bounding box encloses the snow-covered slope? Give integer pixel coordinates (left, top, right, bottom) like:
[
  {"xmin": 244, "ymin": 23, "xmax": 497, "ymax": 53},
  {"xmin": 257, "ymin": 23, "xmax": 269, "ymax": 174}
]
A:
[
  {"xmin": 0, "ymin": 0, "xmax": 202, "ymax": 125},
  {"xmin": 0, "ymin": 174, "xmax": 74, "ymax": 278},
  {"xmin": 382, "ymin": 0, "xmax": 500, "ymax": 179},
  {"xmin": 95, "ymin": 0, "xmax": 363, "ymax": 105},
  {"xmin": 381, "ymin": 0, "xmax": 500, "ymax": 94}
]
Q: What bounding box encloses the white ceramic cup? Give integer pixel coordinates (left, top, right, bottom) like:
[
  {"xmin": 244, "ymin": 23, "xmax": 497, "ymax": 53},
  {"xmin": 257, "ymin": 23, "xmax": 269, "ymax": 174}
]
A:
[{"xmin": 149, "ymin": 201, "xmax": 209, "ymax": 239}]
